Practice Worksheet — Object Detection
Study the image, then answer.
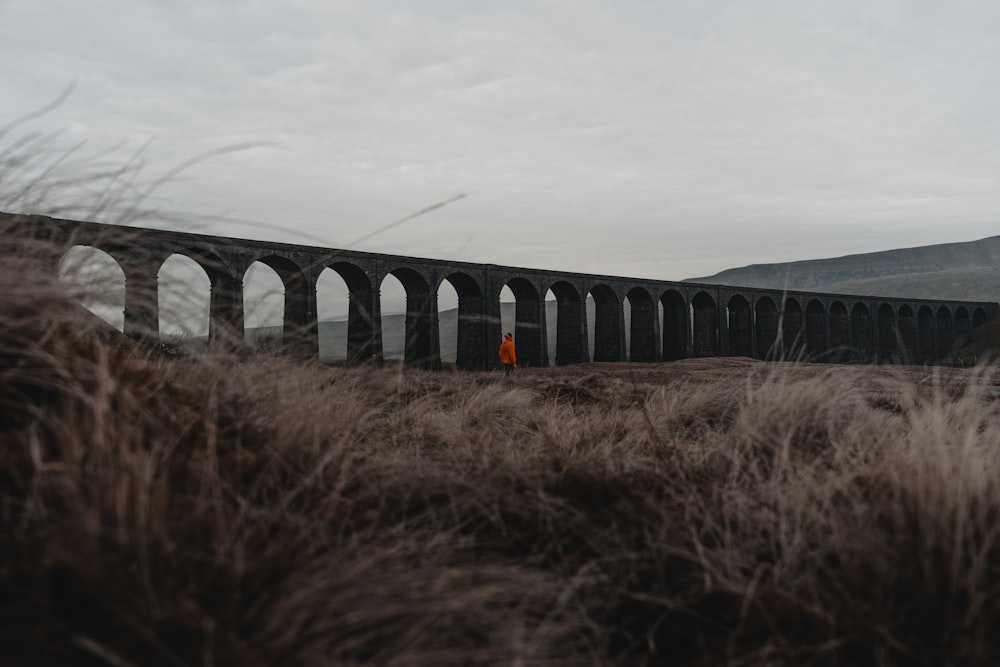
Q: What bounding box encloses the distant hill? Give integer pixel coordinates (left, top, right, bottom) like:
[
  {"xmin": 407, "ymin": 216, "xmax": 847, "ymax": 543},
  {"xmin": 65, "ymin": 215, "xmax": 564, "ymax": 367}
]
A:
[{"xmin": 687, "ymin": 236, "xmax": 1000, "ymax": 303}]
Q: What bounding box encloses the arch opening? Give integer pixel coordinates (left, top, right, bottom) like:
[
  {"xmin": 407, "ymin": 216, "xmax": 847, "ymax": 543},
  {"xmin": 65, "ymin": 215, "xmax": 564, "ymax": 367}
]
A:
[
  {"xmin": 382, "ymin": 268, "xmax": 436, "ymax": 369},
  {"xmin": 727, "ymin": 294, "xmax": 752, "ymax": 358},
  {"xmin": 158, "ymin": 254, "xmax": 210, "ymax": 349},
  {"xmin": 58, "ymin": 245, "xmax": 126, "ymax": 332},
  {"xmin": 440, "ymin": 272, "xmax": 484, "ymax": 370},
  {"xmin": 243, "ymin": 261, "xmax": 285, "ymax": 352},
  {"xmin": 316, "ymin": 268, "xmax": 351, "ymax": 360}
]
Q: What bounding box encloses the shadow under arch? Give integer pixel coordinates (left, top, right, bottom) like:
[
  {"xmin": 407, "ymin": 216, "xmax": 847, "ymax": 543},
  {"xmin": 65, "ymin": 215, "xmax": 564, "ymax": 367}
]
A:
[
  {"xmin": 588, "ymin": 283, "xmax": 624, "ymax": 362},
  {"xmin": 440, "ymin": 271, "xmax": 486, "ymax": 370},
  {"xmin": 781, "ymin": 298, "xmax": 804, "ymax": 360},
  {"xmin": 754, "ymin": 296, "xmax": 779, "ymax": 360},
  {"xmin": 955, "ymin": 306, "xmax": 972, "ymax": 352},
  {"xmin": 829, "ymin": 301, "xmax": 849, "ymax": 362},
  {"xmin": 876, "ymin": 303, "xmax": 897, "ymax": 363},
  {"xmin": 936, "ymin": 306, "xmax": 953, "ymax": 358},
  {"xmin": 917, "ymin": 305, "xmax": 935, "ymax": 363},
  {"xmin": 851, "ymin": 302, "xmax": 872, "ymax": 363},
  {"xmin": 503, "ymin": 277, "xmax": 547, "ymax": 367},
  {"xmin": 805, "ymin": 299, "xmax": 827, "ymax": 361},
  {"xmin": 661, "ymin": 289, "xmax": 687, "ymax": 361},
  {"xmin": 897, "ymin": 304, "xmax": 917, "ymax": 363},
  {"xmin": 691, "ymin": 291, "xmax": 718, "ymax": 357},
  {"xmin": 626, "ymin": 286, "xmax": 656, "ymax": 362},
  {"xmin": 548, "ymin": 280, "xmax": 587, "ymax": 365},
  {"xmin": 727, "ymin": 294, "xmax": 752, "ymax": 358}
]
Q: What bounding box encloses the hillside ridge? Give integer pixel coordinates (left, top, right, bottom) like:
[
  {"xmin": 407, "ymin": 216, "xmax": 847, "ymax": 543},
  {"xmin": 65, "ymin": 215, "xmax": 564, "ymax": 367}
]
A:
[{"xmin": 687, "ymin": 235, "xmax": 1000, "ymax": 302}]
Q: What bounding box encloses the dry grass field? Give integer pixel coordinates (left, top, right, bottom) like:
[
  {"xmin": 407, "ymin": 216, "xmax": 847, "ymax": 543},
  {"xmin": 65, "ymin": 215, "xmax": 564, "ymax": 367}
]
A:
[{"xmin": 4, "ymin": 236, "xmax": 1000, "ymax": 666}]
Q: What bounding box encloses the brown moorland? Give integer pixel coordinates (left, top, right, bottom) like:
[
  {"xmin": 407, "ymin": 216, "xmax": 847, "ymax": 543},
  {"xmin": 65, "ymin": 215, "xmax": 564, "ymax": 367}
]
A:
[{"xmin": 4, "ymin": 235, "xmax": 1000, "ymax": 666}]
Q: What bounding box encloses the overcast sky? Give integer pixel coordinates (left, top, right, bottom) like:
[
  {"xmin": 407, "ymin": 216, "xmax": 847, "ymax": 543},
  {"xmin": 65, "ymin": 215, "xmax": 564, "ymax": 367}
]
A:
[{"xmin": 4, "ymin": 1, "xmax": 1000, "ymax": 327}]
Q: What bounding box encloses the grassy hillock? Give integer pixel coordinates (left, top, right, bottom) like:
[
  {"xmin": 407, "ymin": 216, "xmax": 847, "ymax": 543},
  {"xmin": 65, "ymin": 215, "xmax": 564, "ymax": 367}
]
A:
[{"xmin": 5, "ymin": 231, "xmax": 1000, "ymax": 666}]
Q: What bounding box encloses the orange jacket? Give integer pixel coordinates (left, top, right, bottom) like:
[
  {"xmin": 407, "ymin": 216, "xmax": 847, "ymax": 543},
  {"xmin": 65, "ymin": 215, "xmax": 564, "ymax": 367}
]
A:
[{"xmin": 498, "ymin": 334, "xmax": 517, "ymax": 365}]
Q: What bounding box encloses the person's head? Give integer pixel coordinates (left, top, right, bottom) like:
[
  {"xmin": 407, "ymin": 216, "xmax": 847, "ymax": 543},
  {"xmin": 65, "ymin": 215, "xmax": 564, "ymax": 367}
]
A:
[{"xmin": 504, "ymin": 332, "xmax": 512, "ymax": 341}]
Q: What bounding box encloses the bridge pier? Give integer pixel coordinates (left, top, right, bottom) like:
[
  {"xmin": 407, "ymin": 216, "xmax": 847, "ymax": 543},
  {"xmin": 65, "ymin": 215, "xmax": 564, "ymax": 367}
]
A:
[
  {"xmin": 281, "ymin": 272, "xmax": 319, "ymax": 357},
  {"xmin": 456, "ymin": 292, "xmax": 487, "ymax": 370},
  {"xmin": 628, "ymin": 291, "xmax": 658, "ymax": 362},
  {"xmin": 122, "ymin": 260, "xmax": 159, "ymax": 341},
  {"xmin": 209, "ymin": 272, "xmax": 245, "ymax": 349},
  {"xmin": 404, "ymin": 292, "xmax": 440, "ymax": 370},
  {"xmin": 347, "ymin": 288, "xmax": 380, "ymax": 365},
  {"xmin": 515, "ymin": 294, "xmax": 549, "ymax": 368}
]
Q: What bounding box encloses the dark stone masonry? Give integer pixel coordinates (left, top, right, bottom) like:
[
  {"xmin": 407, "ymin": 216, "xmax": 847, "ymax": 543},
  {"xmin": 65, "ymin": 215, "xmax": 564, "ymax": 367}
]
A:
[{"xmin": 4, "ymin": 212, "xmax": 997, "ymax": 370}]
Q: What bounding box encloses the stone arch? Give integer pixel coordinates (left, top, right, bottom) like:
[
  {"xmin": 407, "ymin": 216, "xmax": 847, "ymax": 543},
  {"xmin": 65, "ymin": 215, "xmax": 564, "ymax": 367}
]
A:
[
  {"xmin": 974, "ymin": 307, "xmax": 988, "ymax": 328},
  {"xmin": 936, "ymin": 306, "xmax": 953, "ymax": 359},
  {"xmin": 661, "ymin": 289, "xmax": 687, "ymax": 360},
  {"xmin": 58, "ymin": 245, "xmax": 127, "ymax": 332},
  {"xmin": 955, "ymin": 307, "xmax": 972, "ymax": 351},
  {"xmin": 851, "ymin": 303, "xmax": 872, "ymax": 363},
  {"xmin": 877, "ymin": 303, "xmax": 897, "ymax": 363},
  {"xmin": 781, "ymin": 298, "xmax": 804, "ymax": 359},
  {"xmin": 245, "ymin": 254, "xmax": 315, "ymax": 354},
  {"xmin": 805, "ymin": 299, "xmax": 828, "ymax": 361},
  {"xmin": 691, "ymin": 291, "xmax": 718, "ymax": 357},
  {"xmin": 897, "ymin": 305, "xmax": 917, "ymax": 363},
  {"xmin": 626, "ymin": 286, "xmax": 656, "ymax": 362},
  {"xmin": 917, "ymin": 306, "xmax": 935, "ymax": 364},
  {"xmin": 503, "ymin": 277, "xmax": 547, "ymax": 367},
  {"xmin": 440, "ymin": 272, "xmax": 486, "ymax": 370},
  {"xmin": 755, "ymin": 296, "xmax": 779, "ymax": 360},
  {"xmin": 829, "ymin": 301, "xmax": 849, "ymax": 362},
  {"xmin": 727, "ymin": 294, "xmax": 753, "ymax": 358},
  {"xmin": 243, "ymin": 260, "xmax": 285, "ymax": 349},
  {"xmin": 157, "ymin": 253, "xmax": 210, "ymax": 341},
  {"xmin": 587, "ymin": 283, "xmax": 624, "ymax": 362},
  {"xmin": 385, "ymin": 266, "xmax": 437, "ymax": 369},
  {"xmin": 321, "ymin": 261, "xmax": 376, "ymax": 364}
]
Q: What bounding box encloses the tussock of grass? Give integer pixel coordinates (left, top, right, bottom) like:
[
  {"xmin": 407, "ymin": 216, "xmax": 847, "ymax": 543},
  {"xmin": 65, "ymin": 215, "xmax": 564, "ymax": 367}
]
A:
[{"xmin": 4, "ymin": 233, "xmax": 1000, "ymax": 666}]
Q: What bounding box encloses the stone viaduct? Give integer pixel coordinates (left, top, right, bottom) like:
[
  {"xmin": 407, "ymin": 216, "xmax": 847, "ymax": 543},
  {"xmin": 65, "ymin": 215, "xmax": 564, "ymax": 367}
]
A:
[{"xmin": 5, "ymin": 212, "xmax": 997, "ymax": 370}]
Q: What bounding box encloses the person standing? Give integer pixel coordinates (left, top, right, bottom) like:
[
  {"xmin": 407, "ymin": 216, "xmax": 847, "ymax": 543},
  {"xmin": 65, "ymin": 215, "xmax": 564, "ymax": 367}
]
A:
[{"xmin": 498, "ymin": 332, "xmax": 517, "ymax": 375}]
